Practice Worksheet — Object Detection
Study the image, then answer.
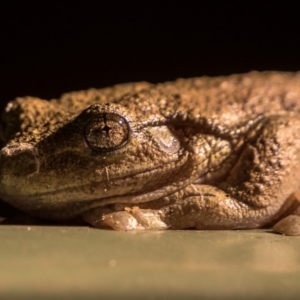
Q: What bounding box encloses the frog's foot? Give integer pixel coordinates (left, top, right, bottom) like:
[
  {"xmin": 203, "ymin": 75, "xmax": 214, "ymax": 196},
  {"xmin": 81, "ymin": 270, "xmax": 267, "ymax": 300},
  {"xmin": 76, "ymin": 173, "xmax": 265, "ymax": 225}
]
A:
[
  {"xmin": 273, "ymin": 207, "xmax": 300, "ymax": 236},
  {"xmin": 83, "ymin": 206, "xmax": 168, "ymax": 231}
]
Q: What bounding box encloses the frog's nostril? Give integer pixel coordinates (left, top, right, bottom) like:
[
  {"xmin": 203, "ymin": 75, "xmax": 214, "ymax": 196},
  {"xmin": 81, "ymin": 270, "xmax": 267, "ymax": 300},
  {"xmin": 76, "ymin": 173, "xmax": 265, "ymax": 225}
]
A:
[{"xmin": 0, "ymin": 143, "xmax": 40, "ymax": 177}]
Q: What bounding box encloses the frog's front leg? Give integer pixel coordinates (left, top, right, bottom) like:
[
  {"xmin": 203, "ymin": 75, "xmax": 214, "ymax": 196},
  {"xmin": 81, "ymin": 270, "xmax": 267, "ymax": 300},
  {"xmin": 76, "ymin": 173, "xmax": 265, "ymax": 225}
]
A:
[
  {"xmin": 83, "ymin": 182, "xmax": 278, "ymax": 231},
  {"xmin": 85, "ymin": 115, "xmax": 300, "ymax": 234}
]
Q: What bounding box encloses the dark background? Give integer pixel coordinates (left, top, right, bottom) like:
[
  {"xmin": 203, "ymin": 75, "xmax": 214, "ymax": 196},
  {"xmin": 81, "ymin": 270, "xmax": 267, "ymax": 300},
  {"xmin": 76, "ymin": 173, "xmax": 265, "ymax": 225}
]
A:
[{"xmin": 1, "ymin": 2, "xmax": 300, "ymax": 110}]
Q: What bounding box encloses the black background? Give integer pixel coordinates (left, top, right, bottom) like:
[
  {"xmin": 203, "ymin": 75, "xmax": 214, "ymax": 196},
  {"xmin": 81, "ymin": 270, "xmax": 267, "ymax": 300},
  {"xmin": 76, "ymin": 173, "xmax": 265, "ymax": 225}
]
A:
[{"xmin": 1, "ymin": 2, "xmax": 300, "ymax": 110}]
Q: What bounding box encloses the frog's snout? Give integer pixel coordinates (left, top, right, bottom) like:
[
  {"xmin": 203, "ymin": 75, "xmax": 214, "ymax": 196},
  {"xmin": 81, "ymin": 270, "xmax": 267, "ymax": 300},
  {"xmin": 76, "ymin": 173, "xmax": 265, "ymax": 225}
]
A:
[{"xmin": 0, "ymin": 143, "xmax": 40, "ymax": 178}]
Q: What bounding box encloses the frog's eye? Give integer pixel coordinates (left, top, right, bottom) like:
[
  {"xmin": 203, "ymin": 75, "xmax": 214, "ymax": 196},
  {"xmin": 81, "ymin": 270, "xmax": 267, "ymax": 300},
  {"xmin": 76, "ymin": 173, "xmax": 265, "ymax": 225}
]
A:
[{"xmin": 84, "ymin": 113, "xmax": 129, "ymax": 152}]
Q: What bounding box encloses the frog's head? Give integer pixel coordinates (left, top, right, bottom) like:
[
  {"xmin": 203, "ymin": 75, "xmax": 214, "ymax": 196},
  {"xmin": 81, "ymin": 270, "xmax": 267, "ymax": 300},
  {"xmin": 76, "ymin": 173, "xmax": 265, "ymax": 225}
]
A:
[{"xmin": 0, "ymin": 98, "xmax": 191, "ymax": 220}]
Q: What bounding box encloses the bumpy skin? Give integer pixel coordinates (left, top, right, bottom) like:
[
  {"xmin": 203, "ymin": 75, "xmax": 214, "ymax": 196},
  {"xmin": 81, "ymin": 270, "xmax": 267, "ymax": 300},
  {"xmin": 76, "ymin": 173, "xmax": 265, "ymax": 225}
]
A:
[{"xmin": 1, "ymin": 71, "xmax": 300, "ymax": 234}]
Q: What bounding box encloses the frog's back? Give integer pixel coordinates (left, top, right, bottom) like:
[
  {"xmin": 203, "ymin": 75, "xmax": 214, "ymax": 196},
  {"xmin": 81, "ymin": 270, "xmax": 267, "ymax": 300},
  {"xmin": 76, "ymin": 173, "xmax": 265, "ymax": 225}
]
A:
[
  {"xmin": 55, "ymin": 71, "xmax": 300, "ymax": 132},
  {"xmin": 52, "ymin": 71, "xmax": 300, "ymax": 125},
  {"xmin": 170, "ymin": 71, "xmax": 300, "ymax": 125},
  {"xmin": 54, "ymin": 81, "xmax": 153, "ymax": 112},
  {"xmin": 3, "ymin": 71, "xmax": 300, "ymax": 145}
]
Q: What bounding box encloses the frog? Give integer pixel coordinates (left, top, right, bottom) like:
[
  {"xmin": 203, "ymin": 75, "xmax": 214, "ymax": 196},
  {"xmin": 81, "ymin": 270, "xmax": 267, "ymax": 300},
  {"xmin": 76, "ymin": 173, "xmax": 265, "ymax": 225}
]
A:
[{"xmin": 1, "ymin": 71, "xmax": 300, "ymax": 235}]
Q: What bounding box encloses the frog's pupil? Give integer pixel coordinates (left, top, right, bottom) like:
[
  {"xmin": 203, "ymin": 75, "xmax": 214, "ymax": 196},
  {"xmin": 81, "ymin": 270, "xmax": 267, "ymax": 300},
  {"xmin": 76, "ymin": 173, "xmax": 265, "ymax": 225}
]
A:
[{"xmin": 102, "ymin": 124, "xmax": 111, "ymax": 137}]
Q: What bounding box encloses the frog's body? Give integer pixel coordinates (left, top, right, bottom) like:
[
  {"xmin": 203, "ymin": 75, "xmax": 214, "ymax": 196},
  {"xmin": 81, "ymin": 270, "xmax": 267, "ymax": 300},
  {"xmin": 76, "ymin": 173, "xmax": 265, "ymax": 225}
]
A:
[{"xmin": 1, "ymin": 71, "xmax": 300, "ymax": 234}]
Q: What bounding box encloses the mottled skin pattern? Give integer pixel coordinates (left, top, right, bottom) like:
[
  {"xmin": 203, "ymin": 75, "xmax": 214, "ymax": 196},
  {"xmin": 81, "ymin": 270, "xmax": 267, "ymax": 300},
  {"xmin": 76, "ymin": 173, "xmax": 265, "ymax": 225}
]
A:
[{"xmin": 1, "ymin": 71, "xmax": 300, "ymax": 234}]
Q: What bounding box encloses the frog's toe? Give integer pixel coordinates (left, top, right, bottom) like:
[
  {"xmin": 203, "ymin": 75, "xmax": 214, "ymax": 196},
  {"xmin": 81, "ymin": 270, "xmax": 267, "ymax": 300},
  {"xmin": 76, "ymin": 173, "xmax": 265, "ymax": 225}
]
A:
[
  {"xmin": 102, "ymin": 207, "xmax": 168, "ymax": 231},
  {"xmin": 101, "ymin": 211, "xmax": 145, "ymax": 231},
  {"xmin": 83, "ymin": 207, "xmax": 143, "ymax": 230},
  {"xmin": 273, "ymin": 214, "xmax": 300, "ymax": 236},
  {"xmin": 127, "ymin": 206, "xmax": 168, "ymax": 230}
]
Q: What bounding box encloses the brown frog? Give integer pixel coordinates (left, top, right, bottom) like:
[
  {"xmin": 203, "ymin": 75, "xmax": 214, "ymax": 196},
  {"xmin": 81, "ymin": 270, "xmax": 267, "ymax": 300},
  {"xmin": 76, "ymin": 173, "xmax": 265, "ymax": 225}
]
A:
[{"xmin": 1, "ymin": 71, "xmax": 300, "ymax": 235}]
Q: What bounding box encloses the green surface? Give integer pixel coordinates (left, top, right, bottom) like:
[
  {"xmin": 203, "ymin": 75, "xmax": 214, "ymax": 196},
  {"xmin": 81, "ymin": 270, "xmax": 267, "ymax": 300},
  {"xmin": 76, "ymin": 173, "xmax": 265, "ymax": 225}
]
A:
[{"xmin": 0, "ymin": 226, "xmax": 300, "ymax": 299}]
